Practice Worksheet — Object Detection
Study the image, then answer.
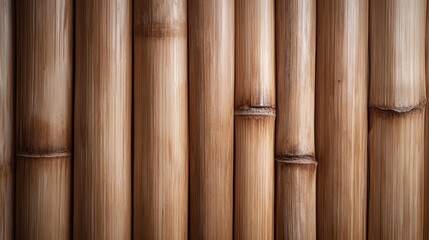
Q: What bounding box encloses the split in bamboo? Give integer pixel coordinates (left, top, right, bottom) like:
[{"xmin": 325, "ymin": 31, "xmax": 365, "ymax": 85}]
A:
[
  {"xmin": 15, "ymin": 0, "xmax": 72, "ymax": 239},
  {"xmin": 316, "ymin": 0, "xmax": 368, "ymax": 239},
  {"xmin": 0, "ymin": 0, "xmax": 13, "ymax": 238},
  {"xmin": 188, "ymin": 0, "xmax": 234, "ymax": 239},
  {"xmin": 275, "ymin": 0, "xmax": 316, "ymax": 239},
  {"xmin": 133, "ymin": 0, "xmax": 188, "ymax": 239},
  {"xmin": 234, "ymin": 0, "xmax": 275, "ymax": 239},
  {"xmin": 369, "ymin": 1, "xmax": 426, "ymax": 239},
  {"xmin": 74, "ymin": 0, "xmax": 132, "ymax": 239}
]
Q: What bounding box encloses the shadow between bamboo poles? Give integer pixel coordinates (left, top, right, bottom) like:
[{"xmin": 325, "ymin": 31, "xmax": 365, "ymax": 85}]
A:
[
  {"xmin": 425, "ymin": 2, "xmax": 429, "ymax": 239},
  {"xmin": 275, "ymin": 0, "xmax": 317, "ymax": 238},
  {"xmin": 15, "ymin": 0, "xmax": 72, "ymax": 239},
  {"xmin": 133, "ymin": 0, "xmax": 188, "ymax": 239},
  {"xmin": 188, "ymin": 0, "xmax": 234, "ymax": 239},
  {"xmin": 369, "ymin": 1, "xmax": 426, "ymax": 238},
  {"xmin": 315, "ymin": 0, "xmax": 368, "ymax": 239},
  {"xmin": 74, "ymin": 0, "xmax": 132, "ymax": 239},
  {"xmin": 0, "ymin": 0, "xmax": 13, "ymax": 238}
]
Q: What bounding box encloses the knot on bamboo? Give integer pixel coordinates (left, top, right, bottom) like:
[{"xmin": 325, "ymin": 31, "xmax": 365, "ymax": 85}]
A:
[
  {"xmin": 369, "ymin": 100, "xmax": 426, "ymax": 115},
  {"xmin": 134, "ymin": 23, "xmax": 186, "ymax": 38},
  {"xmin": 16, "ymin": 151, "xmax": 71, "ymax": 159},
  {"xmin": 234, "ymin": 107, "xmax": 276, "ymax": 118},
  {"xmin": 275, "ymin": 154, "xmax": 317, "ymax": 165}
]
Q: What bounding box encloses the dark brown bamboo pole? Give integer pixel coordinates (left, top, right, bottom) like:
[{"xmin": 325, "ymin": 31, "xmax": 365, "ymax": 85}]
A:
[
  {"xmin": 316, "ymin": 0, "xmax": 368, "ymax": 239},
  {"xmin": 369, "ymin": 1, "xmax": 426, "ymax": 239},
  {"xmin": 133, "ymin": 0, "xmax": 188, "ymax": 239},
  {"xmin": 234, "ymin": 0, "xmax": 275, "ymax": 239},
  {"xmin": 15, "ymin": 0, "xmax": 72, "ymax": 239},
  {"xmin": 74, "ymin": 0, "xmax": 132, "ymax": 239},
  {"xmin": 275, "ymin": 0, "xmax": 316, "ymax": 239},
  {"xmin": 188, "ymin": 0, "xmax": 234, "ymax": 239},
  {"xmin": 0, "ymin": 0, "xmax": 13, "ymax": 238}
]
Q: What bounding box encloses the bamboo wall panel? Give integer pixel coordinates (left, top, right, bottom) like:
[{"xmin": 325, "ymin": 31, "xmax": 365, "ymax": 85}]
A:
[
  {"xmin": 234, "ymin": 0, "xmax": 275, "ymax": 239},
  {"xmin": 74, "ymin": 0, "xmax": 132, "ymax": 239},
  {"xmin": 275, "ymin": 0, "xmax": 316, "ymax": 238},
  {"xmin": 316, "ymin": 0, "xmax": 368, "ymax": 239},
  {"xmin": 369, "ymin": 0, "xmax": 426, "ymax": 239},
  {"xmin": 15, "ymin": 0, "xmax": 72, "ymax": 239},
  {"xmin": 133, "ymin": 0, "xmax": 188, "ymax": 239},
  {"xmin": 0, "ymin": 0, "xmax": 13, "ymax": 238},
  {"xmin": 188, "ymin": 0, "xmax": 234, "ymax": 239}
]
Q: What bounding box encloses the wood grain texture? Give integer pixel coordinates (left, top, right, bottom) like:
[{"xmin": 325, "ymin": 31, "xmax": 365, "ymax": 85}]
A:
[
  {"xmin": 425, "ymin": 3, "xmax": 429, "ymax": 239},
  {"xmin": 15, "ymin": 0, "xmax": 72, "ymax": 238},
  {"xmin": 74, "ymin": 0, "xmax": 132, "ymax": 239},
  {"xmin": 315, "ymin": 0, "xmax": 368, "ymax": 239},
  {"xmin": 275, "ymin": 0, "xmax": 316, "ymax": 238},
  {"xmin": 369, "ymin": 1, "xmax": 426, "ymax": 239},
  {"xmin": 0, "ymin": 0, "xmax": 13, "ymax": 238},
  {"xmin": 188, "ymin": 0, "xmax": 234, "ymax": 239},
  {"xmin": 133, "ymin": 0, "xmax": 188, "ymax": 239}
]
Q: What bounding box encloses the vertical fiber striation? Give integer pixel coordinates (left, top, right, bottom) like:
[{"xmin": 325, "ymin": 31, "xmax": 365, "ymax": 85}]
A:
[
  {"xmin": 133, "ymin": 0, "xmax": 188, "ymax": 239},
  {"xmin": 188, "ymin": 0, "xmax": 234, "ymax": 239},
  {"xmin": 425, "ymin": 2, "xmax": 429, "ymax": 239}
]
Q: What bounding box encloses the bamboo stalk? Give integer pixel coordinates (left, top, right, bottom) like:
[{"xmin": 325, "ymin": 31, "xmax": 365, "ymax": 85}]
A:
[
  {"xmin": 133, "ymin": 0, "xmax": 188, "ymax": 239},
  {"xmin": 15, "ymin": 0, "xmax": 72, "ymax": 239},
  {"xmin": 188, "ymin": 0, "xmax": 234, "ymax": 239},
  {"xmin": 0, "ymin": 0, "xmax": 13, "ymax": 238},
  {"xmin": 234, "ymin": 0, "xmax": 275, "ymax": 239},
  {"xmin": 74, "ymin": 0, "xmax": 132, "ymax": 239},
  {"xmin": 315, "ymin": 0, "xmax": 368, "ymax": 239},
  {"xmin": 425, "ymin": 2, "xmax": 429, "ymax": 239},
  {"xmin": 369, "ymin": 1, "xmax": 426, "ymax": 239},
  {"xmin": 275, "ymin": 0, "xmax": 316, "ymax": 238}
]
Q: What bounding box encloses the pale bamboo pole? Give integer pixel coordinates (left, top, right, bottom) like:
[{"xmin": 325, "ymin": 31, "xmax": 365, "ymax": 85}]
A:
[
  {"xmin": 133, "ymin": 0, "xmax": 188, "ymax": 239},
  {"xmin": 316, "ymin": 0, "xmax": 368, "ymax": 239},
  {"xmin": 425, "ymin": 2, "xmax": 429, "ymax": 239},
  {"xmin": 234, "ymin": 0, "xmax": 275, "ymax": 239},
  {"xmin": 369, "ymin": 0, "xmax": 426, "ymax": 238},
  {"xmin": 0, "ymin": 0, "xmax": 13, "ymax": 238},
  {"xmin": 15, "ymin": 0, "xmax": 72, "ymax": 239},
  {"xmin": 74, "ymin": 0, "xmax": 132, "ymax": 239},
  {"xmin": 188, "ymin": 0, "xmax": 234, "ymax": 239},
  {"xmin": 275, "ymin": 0, "xmax": 316, "ymax": 239}
]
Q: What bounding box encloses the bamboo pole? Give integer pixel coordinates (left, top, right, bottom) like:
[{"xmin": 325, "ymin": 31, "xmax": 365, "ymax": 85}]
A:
[
  {"xmin": 74, "ymin": 0, "xmax": 132, "ymax": 239},
  {"xmin": 188, "ymin": 0, "xmax": 234, "ymax": 239},
  {"xmin": 275, "ymin": 0, "xmax": 316, "ymax": 239},
  {"xmin": 133, "ymin": 0, "xmax": 188, "ymax": 239},
  {"xmin": 15, "ymin": 0, "xmax": 72, "ymax": 239},
  {"xmin": 315, "ymin": 0, "xmax": 368, "ymax": 239},
  {"xmin": 369, "ymin": 0, "xmax": 426, "ymax": 239},
  {"xmin": 234, "ymin": 0, "xmax": 275, "ymax": 239},
  {"xmin": 0, "ymin": 0, "xmax": 13, "ymax": 238}
]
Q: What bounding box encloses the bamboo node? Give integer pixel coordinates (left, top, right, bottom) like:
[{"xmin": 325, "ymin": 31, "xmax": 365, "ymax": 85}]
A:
[
  {"xmin": 234, "ymin": 107, "xmax": 276, "ymax": 117},
  {"xmin": 275, "ymin": 154, "xmax": 317, "ymax": 165},
  {"xmin": 16, "ymin": 151, "xmax": 71, "ymax": 159},
  {"xmin": 369, "ymin": 100, "xmax": 426, "ymax": 115}
]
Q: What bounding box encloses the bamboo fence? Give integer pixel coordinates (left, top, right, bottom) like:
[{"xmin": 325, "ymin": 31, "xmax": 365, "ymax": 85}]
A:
[
  {"xmin": 188, "ymin": 0, "xmax": 234, "ymax": 239},
  {"xmin": 275, "ymin": 0, "xmax": 316, "ymax": 239},
  {"xmin": 74, "ymin": 0, "xmax": 132, "ymax": 239},
  {"xmin": 0, "ymin": 0, "xmax": 13, "ymax": 238},
  {"xmin": 15, "ymin": 0, "xmax": 72, "ymax": 239},
  {"xmin": 234, "ymin": 0, "xmax": 275, "ymax": 239},
  {"xmin": 369, "ymin": 0, "xmax": 426, "ymax": 239},
  {"xmin": 316, "ymin": 0, "xmax": 368, "ymax": 239},
  {"xmin": 133, "ymin": 0, "xmax": 188, "ymax": 239}
]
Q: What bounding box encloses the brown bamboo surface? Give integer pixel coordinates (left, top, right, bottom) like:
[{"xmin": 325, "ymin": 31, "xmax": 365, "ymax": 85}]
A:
[
  {"xmin": 425, "ymin": 2, "xmax": 429, "ymax": 238},
  {"xmin": 316, "ymin": 0, "xmax": 368, "ymax": 239},
  {"xmin": 234, "ymin": 0, "xmax": 275, "ymax": 239},
  {"xmin": 133, "ymin": 0, "xmax": 188, "ymax": 239},
  {"xmin": 15, "ymin": 0, "xmax": 72, "ymax": 239},
  {"xmin": 188, "ymin": 0, "xmax": 234, "ymax": 239},
  {"xmin": 0, "ymin": 0, "xmax": 13, "ymax": 238},
  {"xmin": 74, "ymin": 0, "xmax": 132, "ymax": 239},
  {"xmin": 369, "ymin": 0, "xmax": 426, "ymax": 239},
  {"xmin": 275, "ymin": 0, "xmax": 316, "ymax": 238}
]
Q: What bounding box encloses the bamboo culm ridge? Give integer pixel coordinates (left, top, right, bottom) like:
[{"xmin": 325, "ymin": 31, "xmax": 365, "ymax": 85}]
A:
[{"xmin": 2, "ymin": 0, "xmax": 429, "ymax": 239}]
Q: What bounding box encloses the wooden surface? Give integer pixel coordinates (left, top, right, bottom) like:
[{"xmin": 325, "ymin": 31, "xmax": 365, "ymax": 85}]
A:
[
  {"xmin": 133, "ymin": 0, "xmax": 188, "ymax": 239},
  {"xmin": 0, "ymin": 0, "xmax": 13, "ymax": 238},
  {"xmin": 15, "ymin": 0, "xmax": 72, "ymax": 238},
  {"xmin": 234, "ymin": 1, "xmax": 275, "ymax": 238},
  {"xmin": 275, "ymin": 0, "xmax": 316, "ymax": 238},
  {"xmin": 315, "ymin": 0, "xmax": 368, "ymax": 239},
  {"xmin": 425, "ymin": 2, "xmax": 429, "ymax": 239},
  {"xmin": 188, "ymin": 0, "xmax": 234, "ymax": 239},
  {"xmin": 369, "ymin": 0, "xmax": 426, "ymax": 239},
  {"xmin": 74, "ymin": 0, "xmax": 132, "ymax": 239}
]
